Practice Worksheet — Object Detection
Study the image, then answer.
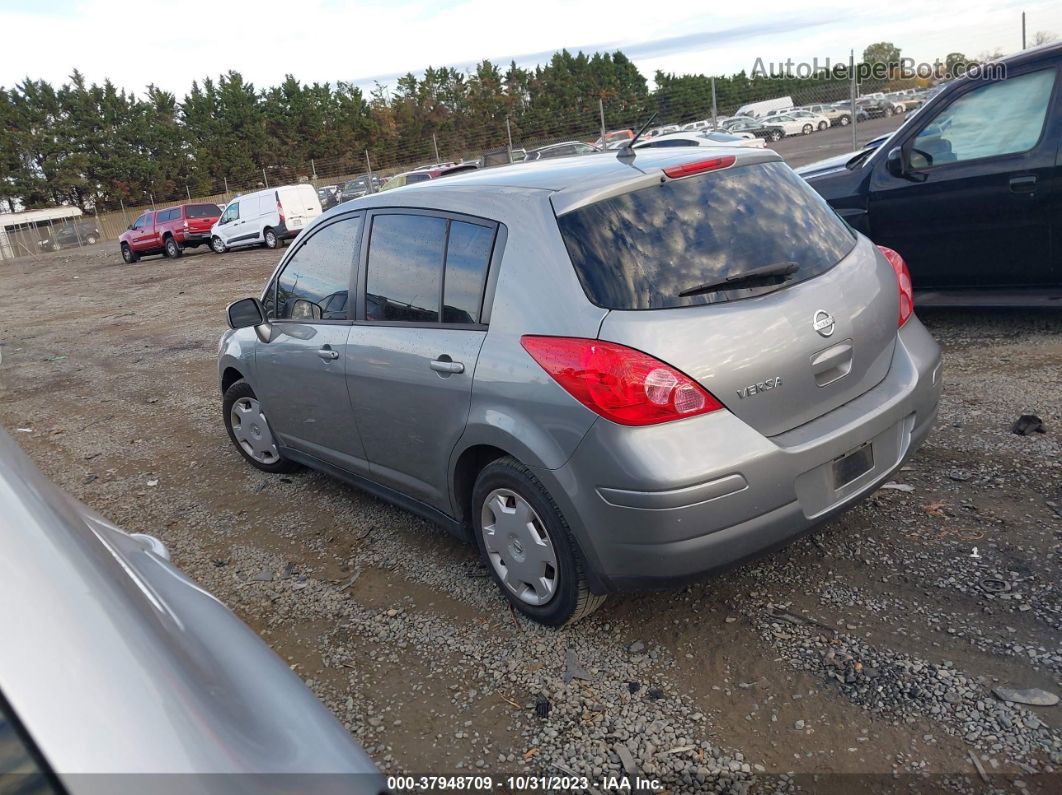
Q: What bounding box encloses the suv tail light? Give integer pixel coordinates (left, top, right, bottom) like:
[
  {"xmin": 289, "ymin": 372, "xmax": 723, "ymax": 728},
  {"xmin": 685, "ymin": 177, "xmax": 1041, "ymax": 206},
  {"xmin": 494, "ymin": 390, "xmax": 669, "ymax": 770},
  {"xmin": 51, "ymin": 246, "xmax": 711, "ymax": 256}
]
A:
[
  {"xmin": 520, "ymin": 336, "xmax": 724, "ymax": 426},
  {"xmin": 275, "ymin": 191, "xmax": 285, "ymax": 224},
  {"xmin": 877, "ymin": 245, "xmax": 913, "ymax": 327}
]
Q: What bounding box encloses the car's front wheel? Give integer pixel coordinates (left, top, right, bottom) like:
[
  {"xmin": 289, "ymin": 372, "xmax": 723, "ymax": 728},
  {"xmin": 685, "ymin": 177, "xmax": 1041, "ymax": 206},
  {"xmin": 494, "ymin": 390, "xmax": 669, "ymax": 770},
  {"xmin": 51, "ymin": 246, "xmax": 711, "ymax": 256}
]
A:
[
  {"xmin": 839, "ymin": 114, "xmax": 851, "ymax": 126},
  {"xmin": 472, "ymin": 456, "xmax": 605, "ymax": 626},
  {"xmin": 818, "ymin": 121, "xmax": 828, "ymax": 130},
  {"xmin": 768, "ymin": 130, "xmax": 783, "ymax": 142},
  {"xmin": 223, "ymin": 380, "xmax": 299, "ymax": 473},
  {"xmin": 802, "ymin": 124, "xmax": 813, "ymax": 135},
  {"xmin": 121, "ymin": 243, "xmax": 139, "ymax": 263},
  {"xmin": 211, "ymin": 236, "xmax": 227, "ymax": 254}
]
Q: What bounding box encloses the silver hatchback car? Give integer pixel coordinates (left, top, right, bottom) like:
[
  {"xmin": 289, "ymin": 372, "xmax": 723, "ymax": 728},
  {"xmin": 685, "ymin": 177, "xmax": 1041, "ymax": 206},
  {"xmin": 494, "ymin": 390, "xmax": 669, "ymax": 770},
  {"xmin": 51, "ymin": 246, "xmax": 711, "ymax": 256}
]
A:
[{"xmin": 220, "ymin": 148, "xmax": 941, "ymax": 626}]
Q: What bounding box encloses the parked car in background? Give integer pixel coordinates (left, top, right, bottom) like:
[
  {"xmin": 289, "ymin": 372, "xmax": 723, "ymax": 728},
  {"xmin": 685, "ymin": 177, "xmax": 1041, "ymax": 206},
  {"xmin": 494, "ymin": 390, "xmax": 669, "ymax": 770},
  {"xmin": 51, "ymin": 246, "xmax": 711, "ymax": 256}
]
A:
[
  {"xmin": 680, "ymin": 120, "xmax": 712, "ymax": 132},
  {"xmin": 799, "ymin": 41, "xmax": 1062, "ymax": 298},
  {"xmin": 803, "ymin": 103, "xmax": 852, "ymax": 126},
  {"xmin": 720, "ymin": 117, "xmax": 779, "ymax": 140},
  {"xmin": 211, "ymin": 185, "xmax": 321, "ymax": 253},
  {"xmin": 220, "ymin": 147, "xmax": 939, "ymax": 627},
  {"xmin": 831, "ymin": 101, "xmax": 871, "ymax": 123},
  {"xmin": 379, "ymin": 163, "xmax": 479, "ymax": 191},
  {"xmin": 119, "ymin": 203, "xmax": 222, "ymax": 263},
  {"xmin": 338, "ymin": 176, "xmax": 377, "ymax": 202},
  {"xmin": 632, "ymin": 131, "xmax": 765, "ymax": 150},
  {"xmin": 318, "ymin": 184, "xmax": 341, "ymax": 210},
  {"xmin": 644, "ymin": 124, "xmax": 680, "ymax": 139},
  {"xmin": 522, "ymin": 141, "xmax": 601, "ymax": 161},
  {"xmin": 592, "ymin": 129, "xmax": 634, "ymax": 148},
  {"xmin": 0, "ymin": 428, "xmax": 384, "ymax": 794},
  {"xmin": 36, "ymin": 219, "xmax": 101, "ymax": 251},
  {"xmin": 785, "ymin": 109, "xmax": 831, "ymax": 130},
  {"xmin": 734, "ymin": 95, "xmax": 793, "ymax": 117},
  {"xmin": 759, "ymin": 114, "xmax": 818, "ymax": 137}
]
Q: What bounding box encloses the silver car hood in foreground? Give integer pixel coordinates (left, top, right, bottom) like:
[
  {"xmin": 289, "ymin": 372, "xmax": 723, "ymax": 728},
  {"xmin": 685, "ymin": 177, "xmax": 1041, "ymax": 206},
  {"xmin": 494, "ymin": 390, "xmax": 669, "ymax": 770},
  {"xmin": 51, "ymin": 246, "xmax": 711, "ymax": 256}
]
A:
[{"xmin": 0, "ymin": 429, "xmax": 383, "ymax": 794}]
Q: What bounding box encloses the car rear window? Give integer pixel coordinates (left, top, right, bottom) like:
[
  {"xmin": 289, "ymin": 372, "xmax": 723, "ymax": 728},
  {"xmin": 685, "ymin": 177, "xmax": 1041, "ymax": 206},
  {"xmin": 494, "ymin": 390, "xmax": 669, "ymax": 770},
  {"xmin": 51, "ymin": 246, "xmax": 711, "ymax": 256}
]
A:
[
  {"xmin": 556, "ymin": 160, "xmax": 856, "ymax": 310},
  {"xmin": 186, "ymin": 204, "xmax": 220, "ymax": 218}
]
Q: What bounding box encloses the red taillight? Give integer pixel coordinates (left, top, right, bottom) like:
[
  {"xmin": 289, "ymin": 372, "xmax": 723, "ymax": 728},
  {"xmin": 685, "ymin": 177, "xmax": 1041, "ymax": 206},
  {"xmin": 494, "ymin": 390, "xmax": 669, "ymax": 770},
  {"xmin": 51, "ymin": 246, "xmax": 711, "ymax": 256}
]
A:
[
  {"xmin": 663, "ymin": 155, "xmax": 736, "ymax": 179},
  {"xmin": 275, "ymin": 191, "xmax": 285, "ymax": 224},
  {"xmin": 877, "ymin": 245, "xmax": 913, "ymax": 327},
  {"xmin": 520, "ymin": 336, "xmax": 724, "ymax": 426}
]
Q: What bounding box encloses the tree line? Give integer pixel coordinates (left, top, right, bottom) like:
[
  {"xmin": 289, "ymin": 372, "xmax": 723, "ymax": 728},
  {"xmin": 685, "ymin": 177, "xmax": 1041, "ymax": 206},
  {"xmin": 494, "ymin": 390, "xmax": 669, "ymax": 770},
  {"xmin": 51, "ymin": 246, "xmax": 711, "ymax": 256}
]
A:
[{"xmin": 0, "ymin": 41, "xmax": 975, "ymax": 213}]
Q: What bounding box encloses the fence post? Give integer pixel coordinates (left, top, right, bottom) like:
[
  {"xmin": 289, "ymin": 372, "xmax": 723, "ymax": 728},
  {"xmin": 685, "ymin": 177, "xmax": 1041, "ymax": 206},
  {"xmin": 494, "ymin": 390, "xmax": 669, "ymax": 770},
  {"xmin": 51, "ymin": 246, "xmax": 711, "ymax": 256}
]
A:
[
  {"xmin": 311, "ymin": 159, "xmax": 317, "ymax": 186},
  {"xmin": 262, "ymin": 168, "xmax": 269, "ymax": 188},
  {"xmin": 150, "ymin": 193, "xmax": 155, "ymax": 210},
  {"xmin": 120, "ymin": 199, "xmax": 129, "ymax": 228},
  {"xmin": 223, "ymin": 177, "xmax": 229, "ymax": 196},
  {"xmin": 432, "ymin": 133, "xmax": 440, "ymax": 163},
  {"xmin": 850, "ymin": 49, "xmax": 858, "ymax": 151},
  {"xmin": 365, "ymin": 150, "xmax": 375, "ymax": 194},
  {"xmin": 711, "ymin": 77, "xmax": 718, "ymax": 127},
  {"xmin": 598, "ymin": 98, "xmax": 606, "ymax": 146},
  {"xmin": 506, "ymin": 117, "xmax": 514, "ymax": 163},
  {"xmin": 186, "ymin": 185, "xmax": 192, "ymax": 201}
]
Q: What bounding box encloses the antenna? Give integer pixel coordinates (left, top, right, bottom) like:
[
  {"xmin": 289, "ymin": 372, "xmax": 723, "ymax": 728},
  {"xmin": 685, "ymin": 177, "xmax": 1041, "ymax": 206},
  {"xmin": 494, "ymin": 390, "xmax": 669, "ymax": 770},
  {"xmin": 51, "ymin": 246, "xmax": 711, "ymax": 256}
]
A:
[{"xmin": 617, "ymin": 112, "xmax": 658, "ymax": 160}]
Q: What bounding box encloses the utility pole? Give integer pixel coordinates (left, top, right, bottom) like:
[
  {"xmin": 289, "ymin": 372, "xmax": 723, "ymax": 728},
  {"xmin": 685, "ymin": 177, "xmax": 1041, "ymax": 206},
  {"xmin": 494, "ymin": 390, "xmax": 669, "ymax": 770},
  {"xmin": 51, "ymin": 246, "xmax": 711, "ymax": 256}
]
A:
[
  {"xmin": 710, "ymin": 77, "xmax": 718, "ymax": 127},
  {"xmin": 432, "ymin": 133, "xmax": 440, "ymax": 163},
  {"xmin": 598, "ymin": 98, "xmax": 606, "ymax": 147},
  {"xmin": 849, "ymin": 49, "xmax": 858, "ymax": 151},
  {"xmin": 1022, "ymin": 12, "xmax": 1027, "ymax": 49},
  {"xmin": 506, "ymin": 116, "xmax": 514, "ymax": 163}
]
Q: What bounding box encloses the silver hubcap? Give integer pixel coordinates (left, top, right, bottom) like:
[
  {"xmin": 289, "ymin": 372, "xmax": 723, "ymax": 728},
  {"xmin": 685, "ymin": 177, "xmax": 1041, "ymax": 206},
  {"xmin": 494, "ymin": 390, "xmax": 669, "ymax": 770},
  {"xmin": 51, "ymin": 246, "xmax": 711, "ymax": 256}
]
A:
[
  {"xmin": 480, "ymin": 488, "xmax": 558, "ymax": 606},
  {"xmin": 230, "ymin": 397, "xmax": 279, "ymax": 464},
  {"xmin": 266, "ymin": 231, "xmax": 276, "ymax": 246},
  {"xmin": 213, "ymin": 238, "xmax": 224, "ymax": 252}
]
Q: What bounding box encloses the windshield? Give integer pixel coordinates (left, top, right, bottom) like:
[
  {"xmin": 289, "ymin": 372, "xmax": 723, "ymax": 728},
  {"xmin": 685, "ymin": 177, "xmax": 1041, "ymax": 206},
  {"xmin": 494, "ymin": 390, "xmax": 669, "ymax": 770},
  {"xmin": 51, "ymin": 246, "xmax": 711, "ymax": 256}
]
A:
[{"xmin": 556, "ymin": 161, "xmax": 856, "ymax": 310}]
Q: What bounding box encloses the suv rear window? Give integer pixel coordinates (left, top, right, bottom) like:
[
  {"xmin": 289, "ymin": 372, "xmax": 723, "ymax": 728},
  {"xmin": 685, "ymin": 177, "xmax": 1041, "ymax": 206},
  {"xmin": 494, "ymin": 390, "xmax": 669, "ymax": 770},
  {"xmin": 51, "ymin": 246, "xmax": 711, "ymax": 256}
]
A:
[
  {"xmin": 557, "ymin": 161, "xmax": 856, "ymax": 310},
  {"xmin": 186, "ymin": 204, "xmax": 220, "ymax": 218}
]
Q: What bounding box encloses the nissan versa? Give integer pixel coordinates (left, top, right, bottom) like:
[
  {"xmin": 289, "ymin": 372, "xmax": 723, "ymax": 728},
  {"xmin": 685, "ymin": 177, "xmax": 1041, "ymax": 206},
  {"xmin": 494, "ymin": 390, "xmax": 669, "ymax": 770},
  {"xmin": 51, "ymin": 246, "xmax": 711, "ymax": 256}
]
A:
[{"xmin": 218, "ymin": 147, "xmax": 942, "ymax": 626}]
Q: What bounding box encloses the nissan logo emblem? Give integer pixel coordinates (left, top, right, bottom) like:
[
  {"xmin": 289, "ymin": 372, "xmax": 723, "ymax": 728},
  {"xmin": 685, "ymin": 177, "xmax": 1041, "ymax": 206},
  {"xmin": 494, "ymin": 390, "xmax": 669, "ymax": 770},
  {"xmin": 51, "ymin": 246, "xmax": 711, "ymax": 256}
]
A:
[{"xmin": 813, "ymin": 310, "xmax": 835, "ymax": 337}]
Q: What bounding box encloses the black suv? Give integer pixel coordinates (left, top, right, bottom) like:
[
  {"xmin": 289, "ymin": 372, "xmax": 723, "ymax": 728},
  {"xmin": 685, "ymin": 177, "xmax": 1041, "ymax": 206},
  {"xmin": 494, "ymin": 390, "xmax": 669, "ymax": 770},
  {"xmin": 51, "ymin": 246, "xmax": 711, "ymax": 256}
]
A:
[
  {"xmin": 799, "ymin": 43, "xmax": 1062, "ymax": 299},
  {"xmin": 37, "ymin": 220, "xmax": 101, "ymax": 250}
]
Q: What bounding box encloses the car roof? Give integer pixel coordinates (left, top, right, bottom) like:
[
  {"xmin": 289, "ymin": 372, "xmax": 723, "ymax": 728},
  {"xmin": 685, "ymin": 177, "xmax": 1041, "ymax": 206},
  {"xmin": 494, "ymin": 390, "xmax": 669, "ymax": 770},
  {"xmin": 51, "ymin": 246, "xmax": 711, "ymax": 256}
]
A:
[{"xmin": 342, "ymin": 146, "xmax": 782, "ymax": 216}]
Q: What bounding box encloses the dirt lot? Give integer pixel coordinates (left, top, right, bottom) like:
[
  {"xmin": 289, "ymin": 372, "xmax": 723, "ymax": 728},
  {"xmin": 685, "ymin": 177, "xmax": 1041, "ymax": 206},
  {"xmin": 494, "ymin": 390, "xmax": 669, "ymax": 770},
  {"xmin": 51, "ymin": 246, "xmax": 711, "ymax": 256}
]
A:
[{"xmin": 1, "ymin": 243, "xmax": 1060, "ymax": 793}]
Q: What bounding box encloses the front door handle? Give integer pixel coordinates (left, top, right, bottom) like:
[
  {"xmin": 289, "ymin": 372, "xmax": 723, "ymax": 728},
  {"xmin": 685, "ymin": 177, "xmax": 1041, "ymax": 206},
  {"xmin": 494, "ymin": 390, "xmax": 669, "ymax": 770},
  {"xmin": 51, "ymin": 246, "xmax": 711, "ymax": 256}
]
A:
[
  {"xmin": 430, "ymin": 358, "xmax": 464, "ymax": 374},
  {"xmin": 1010, "ymin": 175, "xmax": 1037, "ymax": 194},
  {"xmin": 316, "ymin": 347, "xmax": 339, "ymax": 360}
]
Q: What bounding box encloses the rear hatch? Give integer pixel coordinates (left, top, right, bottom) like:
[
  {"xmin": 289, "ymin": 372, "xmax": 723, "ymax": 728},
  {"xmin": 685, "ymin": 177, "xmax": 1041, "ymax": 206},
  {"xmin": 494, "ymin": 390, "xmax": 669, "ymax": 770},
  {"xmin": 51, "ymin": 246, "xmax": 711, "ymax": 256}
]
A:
[
  {"xmin": 281, "ymin": 184, "xmax": 323, "ymax": 230},
  {"xmin": 555, "ymin": 159, "xmax": 899, "ymax": 437},
  {"xmin": 184, "ymin": 203, "xmax": 221, "ymax": 234}
]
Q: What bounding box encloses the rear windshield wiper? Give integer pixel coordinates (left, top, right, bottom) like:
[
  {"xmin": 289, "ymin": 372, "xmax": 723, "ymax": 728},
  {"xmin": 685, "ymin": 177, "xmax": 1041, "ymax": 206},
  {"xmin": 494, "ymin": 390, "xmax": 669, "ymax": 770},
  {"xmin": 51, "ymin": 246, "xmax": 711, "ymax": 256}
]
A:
[{"xmin": 678, "ymin": 262, "xmax": 799, "ymax": 298}]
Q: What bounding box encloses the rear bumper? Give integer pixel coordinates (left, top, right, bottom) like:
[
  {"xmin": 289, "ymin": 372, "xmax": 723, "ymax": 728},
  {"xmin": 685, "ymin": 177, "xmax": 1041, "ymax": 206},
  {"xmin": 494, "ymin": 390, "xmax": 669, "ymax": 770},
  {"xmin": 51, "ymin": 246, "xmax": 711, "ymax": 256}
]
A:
[
  {"xmin": 533, "ymin": 317, "xmax": 942, "ymax": 593},
  {"xmin": 179, "ymin": 232, "xmax": 210, "ymax": 245},
  {"xmin": 275, "ymin": 221, "xmax": 305, "ymax": 241}
]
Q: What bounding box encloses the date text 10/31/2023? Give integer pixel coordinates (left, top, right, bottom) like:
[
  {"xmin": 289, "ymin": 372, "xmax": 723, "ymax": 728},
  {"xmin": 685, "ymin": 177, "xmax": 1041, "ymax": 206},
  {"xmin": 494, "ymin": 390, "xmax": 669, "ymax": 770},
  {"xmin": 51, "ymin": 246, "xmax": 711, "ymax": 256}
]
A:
[{"xmin": 387, "ymin": 775, "xmax": 665, "ymax": 791}]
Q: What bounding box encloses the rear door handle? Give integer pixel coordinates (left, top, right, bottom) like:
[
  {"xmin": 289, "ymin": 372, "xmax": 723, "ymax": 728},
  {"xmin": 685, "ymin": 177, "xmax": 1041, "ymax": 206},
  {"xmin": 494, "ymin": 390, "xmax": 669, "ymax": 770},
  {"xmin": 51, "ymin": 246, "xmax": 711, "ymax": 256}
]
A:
[
  {"xmin": 316, "ymin": 347, "xmax": 339, "ymax": 360},
  {"xmin": 430, "ymin": 358, "xmax": 464, "ymax": 374},
  {"xmin": 1009, "ymin": 175, "xmax": 1037, "ymax": 193}
]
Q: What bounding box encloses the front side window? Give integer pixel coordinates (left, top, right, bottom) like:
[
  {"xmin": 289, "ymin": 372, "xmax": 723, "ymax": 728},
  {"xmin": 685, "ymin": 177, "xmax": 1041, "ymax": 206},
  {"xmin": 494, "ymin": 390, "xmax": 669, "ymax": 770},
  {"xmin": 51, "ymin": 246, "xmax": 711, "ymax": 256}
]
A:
[
  {"xmin": 220, "ymin": 203, "xmax": 239, "ymax": 224},
  {"xmin": 274, "ymin": 216, "xmax": 361, "ymax": 321},
  {"xmin": 131, "ymin": 214, "xmax": 147, "ymax": 230},
  {"xmin": 365, "ymin": 214, "xmax": 447, "ymax": 323},
  {"xmin": 557, "ymin": 160, "xmax": 856, "ymax": 310},
  {"xmin": 911, "ymin": 69, "xmax": 1056, "ymax": 167}
]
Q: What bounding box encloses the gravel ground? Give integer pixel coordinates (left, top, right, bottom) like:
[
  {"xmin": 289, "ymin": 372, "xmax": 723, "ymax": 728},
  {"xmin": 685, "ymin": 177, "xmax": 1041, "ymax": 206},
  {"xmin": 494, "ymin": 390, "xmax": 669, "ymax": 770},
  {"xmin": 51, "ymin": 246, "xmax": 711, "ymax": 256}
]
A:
[{"xmin": 1, "ymin": 244, "xmax": 1060, "ymax": 794}]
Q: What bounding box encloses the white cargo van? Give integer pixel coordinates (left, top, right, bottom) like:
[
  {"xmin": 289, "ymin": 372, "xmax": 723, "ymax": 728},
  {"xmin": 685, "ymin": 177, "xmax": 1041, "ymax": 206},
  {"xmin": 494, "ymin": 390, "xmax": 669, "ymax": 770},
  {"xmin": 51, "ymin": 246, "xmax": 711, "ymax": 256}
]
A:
[
  {"xmin": 210, "ymin": 184, "xmax": 321, "ymax": 253},
  {"xmin": 734, "ymin": 96, "xmax": 794, "ymax": 118}
]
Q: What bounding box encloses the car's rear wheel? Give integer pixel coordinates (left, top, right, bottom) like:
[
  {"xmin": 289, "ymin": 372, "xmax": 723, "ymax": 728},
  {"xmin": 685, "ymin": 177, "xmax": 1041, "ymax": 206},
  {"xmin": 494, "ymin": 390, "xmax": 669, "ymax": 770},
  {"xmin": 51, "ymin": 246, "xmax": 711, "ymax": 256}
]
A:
[
  {"xmin": 121, "ymin": 243, "xmax": 139, "ymax": 263},
  {"xmin": 839, "ymin": 114, "xmax": 851, "ymax": 126},
  {"xmin": 472, "ymin": 456, "xmax": 605, "ymax": 626},
  {"xmin": 263, "ymin": 227, "xmax": 278, "ymax": 249},
  {"xmin": 223, "ymin": 380, "xmax": 299, "ymax": 473},
  {"xmin": 802, "ymin": 124, "xmax": 813, "ymax": 135},
  {"xmin": 768, "ymin": 130, "xmax": 783, "ymax": 142},
  {"xmin": 818, "ymin": 121, "xmax": 828, "ymax": 130},
  {"xmin": 86, "ymin": 235, "xmax": 98, "ymax": 245},
  {"xmin": 211, "ymin": 236, "xmax": 227, "ymax": 254},
  {"xmin": 164, "ymin": 236, "xmax": 182, "ymax": 258}
]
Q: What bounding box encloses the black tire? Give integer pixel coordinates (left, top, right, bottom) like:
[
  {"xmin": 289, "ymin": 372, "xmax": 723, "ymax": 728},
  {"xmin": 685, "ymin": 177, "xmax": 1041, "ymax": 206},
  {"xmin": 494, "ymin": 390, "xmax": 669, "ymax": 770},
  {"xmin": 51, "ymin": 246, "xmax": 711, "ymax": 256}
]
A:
[
  {"xmin": 263, "ymin": 227, "xmax": 278, "ymax": 249},
  {"xmin": 211, "ymin": 235, "xmax": 227, "ymax": 254},
  {"xmin": 818, "ymin": 121, "xmax": 828, "ymax": 131},
  {"xmin": 86, "ymin": 235, "xmax": 98, "ymax": 245},
  {"xmin": 802, "ymin": 124, "xmax": 813, "ymax": 135},
  {"xmin": 222, "ymin": 380, "xmax": 300, "ymax": 473},
  {"xmin": 839, "ymin": 114, "xmax": 851, "ymax": 126},
  {"xmin": 121, "ymin": 243, "xmax": 139, "ymax": 263},
  {"xmin": 164, "ymin": 236, "xmax": 182, "ymax": 259},
  {"xmin": 768, "ymin": 129, "xmax": 783, "ymax": 142},
  {"xmin": 472, "ymin": 456, "xmax": 605, "ymax": 627}
]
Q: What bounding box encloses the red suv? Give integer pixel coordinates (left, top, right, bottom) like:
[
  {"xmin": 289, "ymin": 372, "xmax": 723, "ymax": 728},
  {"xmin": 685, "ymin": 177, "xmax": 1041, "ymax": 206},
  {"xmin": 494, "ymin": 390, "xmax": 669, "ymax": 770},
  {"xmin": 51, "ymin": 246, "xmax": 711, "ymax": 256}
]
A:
[{"xmin": 119, "ymin": 203, "xmax": 222, "ymax": 263}]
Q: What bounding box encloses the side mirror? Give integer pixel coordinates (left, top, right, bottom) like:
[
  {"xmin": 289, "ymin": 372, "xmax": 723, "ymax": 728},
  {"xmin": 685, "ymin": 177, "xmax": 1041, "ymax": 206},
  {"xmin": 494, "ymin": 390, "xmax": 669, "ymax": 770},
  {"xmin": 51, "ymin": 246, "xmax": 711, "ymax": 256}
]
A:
[
  {"xmin": 226, "ymin": 297, "xmax": 267, "ymax": 330},
  {"xmin": 885, "ymin": 147, "xmax": 907, "ymax": 178}
]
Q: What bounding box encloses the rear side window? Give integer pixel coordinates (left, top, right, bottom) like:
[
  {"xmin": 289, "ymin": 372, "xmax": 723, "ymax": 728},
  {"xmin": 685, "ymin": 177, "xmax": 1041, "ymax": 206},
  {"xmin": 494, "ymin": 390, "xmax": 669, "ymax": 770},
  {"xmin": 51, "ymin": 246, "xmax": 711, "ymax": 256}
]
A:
[
  {"xmin": 406, "ymin": 172, "xmax": 431, "ymax": 184},
  {"xmin": 443, "ymin": 221, "xmax": 493, "ymax": 324},
  {"xmin": 557, "ymin": 160, "xmax": 856, "ymax": 310},
  {"xmin": 274, "ymin": 217, "xmax": 361, "ymax": 320},
  {"xmin": 186, "ymin": 204, "xmax": 219, "ymax": 218}
]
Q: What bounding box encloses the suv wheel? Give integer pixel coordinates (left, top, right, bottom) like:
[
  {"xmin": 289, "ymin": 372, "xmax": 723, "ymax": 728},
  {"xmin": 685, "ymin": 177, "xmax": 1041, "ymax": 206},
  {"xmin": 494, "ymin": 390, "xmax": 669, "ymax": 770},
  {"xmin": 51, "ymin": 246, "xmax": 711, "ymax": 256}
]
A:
[
  {"xmin": 223, "ymin": 380, "xmax": 299, "ymax": 473},
  {"xmin": 211, "ymin": 236, "xmax": 227, "ymax": 254},
  {"xmin": 802, "ymin": 124, "xmax": 813, "ymax": 135},
  {"xmin": 472, "ymin": 456, "xmax": 605, "ymax": 627},
  {"xmin": 164, "ymin": 236, "xmax": 182, "ymax": 258},
  {"xmin": 121, "ymin": 243, "xmax": 139, "ymax": 263},
  {"xmin": 263, "ymin": 228, "xmax": 278, "ymax": 249}
]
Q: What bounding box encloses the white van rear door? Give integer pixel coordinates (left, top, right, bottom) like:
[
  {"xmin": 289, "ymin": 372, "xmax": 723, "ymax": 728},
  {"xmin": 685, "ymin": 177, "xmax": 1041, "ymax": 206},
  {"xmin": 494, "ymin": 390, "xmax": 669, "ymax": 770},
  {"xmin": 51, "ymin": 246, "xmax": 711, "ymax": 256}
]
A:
[{"xmin": 281, "ymin": 185, "xmax": 322, "ymax": 231}]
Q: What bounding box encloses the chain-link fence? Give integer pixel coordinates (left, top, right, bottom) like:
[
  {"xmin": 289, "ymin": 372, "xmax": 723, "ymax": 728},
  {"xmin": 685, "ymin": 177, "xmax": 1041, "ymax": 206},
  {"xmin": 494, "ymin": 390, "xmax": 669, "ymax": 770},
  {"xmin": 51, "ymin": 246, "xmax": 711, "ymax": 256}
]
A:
[{"xmin": 1, "ymin": 65, "xmax": 927, "ymax": 261}]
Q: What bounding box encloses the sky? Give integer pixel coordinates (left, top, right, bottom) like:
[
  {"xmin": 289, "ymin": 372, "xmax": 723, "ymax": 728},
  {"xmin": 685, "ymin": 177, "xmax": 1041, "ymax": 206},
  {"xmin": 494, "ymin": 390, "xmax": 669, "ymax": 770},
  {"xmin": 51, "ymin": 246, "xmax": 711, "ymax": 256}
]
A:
[{"xmin": 1, "ymin": 0, "xmax": 1060, "ymax": 97}]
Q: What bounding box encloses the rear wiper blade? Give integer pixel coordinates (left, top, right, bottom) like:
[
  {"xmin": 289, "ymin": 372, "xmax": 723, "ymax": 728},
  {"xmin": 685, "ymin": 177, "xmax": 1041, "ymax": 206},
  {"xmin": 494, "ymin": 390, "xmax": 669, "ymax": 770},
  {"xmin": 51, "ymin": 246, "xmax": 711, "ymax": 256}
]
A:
[{"xmin": 678, "ymin": 262, "xmax": 798, "ymax": 298}]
